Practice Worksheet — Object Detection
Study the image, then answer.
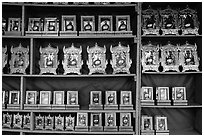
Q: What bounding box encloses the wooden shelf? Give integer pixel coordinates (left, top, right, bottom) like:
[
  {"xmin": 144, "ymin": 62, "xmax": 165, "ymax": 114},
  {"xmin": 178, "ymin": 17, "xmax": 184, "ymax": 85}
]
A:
[
  {"xmin": 141, "ymin": 35, "xmax": 202, "ymax": 38},
  {"xmin": 2, "ymin": 128, "xmax": 135, "ymax": 134},
  {"xmin": 141, "ymin": 104, "xmax": 202, "ymax": 108},
  {"xmin": 142, "ymin": 71, "xmax": 202, "ymax": 75}
]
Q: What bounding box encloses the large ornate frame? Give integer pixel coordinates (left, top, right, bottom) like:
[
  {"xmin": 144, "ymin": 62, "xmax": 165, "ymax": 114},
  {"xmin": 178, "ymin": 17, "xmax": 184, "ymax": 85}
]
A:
[
  {"xmin": 39, "ymin": 44, "xmax": 59, "ymax": 75},
  {"xmin": 10, "ymin": 43, "xmax": 29, "ymax": 74},
  {"xmin": 160, "ymin": 42, "xmax": 179, "ymax": 72},
  {"xmin": 179, "ymin": 5, "xmax": 199, "ymax": 35},
  {"xmin": 62, "ymin": 44, "xmax": 82, "ymax": 75},
  {"xmin": 13, "ymin": 113, "xmax": 22, "ymax": 129},
  {"xmin": 87, "ymin": 43, "xmax": 107, "ymax": 74},
  {"xmin": 110, "ymin": 42, "xmax": 132, "ymax": 74},
  {"xmin": 159, "ymin": 6, "xmax": 179, "ymax": 35},
  {"xmin": 178, "ymin": 42, "xmax": 199, "ymax": 72},
  {"xmin": 142, "ymin": 5, "xmax": 160, "ymax": 35},
  {"xmin": 141, "ymin": 42, "xmax": 159, "ymax": 72}
]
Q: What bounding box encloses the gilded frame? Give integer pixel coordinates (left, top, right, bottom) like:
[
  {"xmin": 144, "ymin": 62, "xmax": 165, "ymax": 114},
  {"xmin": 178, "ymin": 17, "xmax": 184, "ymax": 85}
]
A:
[
  {"xmin": 25, "ymin": 91, "xmax": 37, "ymax": 104},
  {"xmin": 77, "ymin": 113, "xmax": 88, "ymax": 127},
  {"xmin": 141, "ymin": 87, "xmax": 153, "ymax": 100},
  {"xmin": 156, "ymin": 87, "xmax": 169, "ymax": 100},
  {"xmin": 9, "ymin": 90, "xmax": 20, "ymax": 104},
  {"xmin": 39, "ymin": 91, "xmax": 51, "ymax": 105},
  {"xmin": 53, "ymin": 91, "xmax": 64, "ymax": 105},
  {"xmin": 141, "ymin": 115, "xmax": 153, "ymax": 130}
]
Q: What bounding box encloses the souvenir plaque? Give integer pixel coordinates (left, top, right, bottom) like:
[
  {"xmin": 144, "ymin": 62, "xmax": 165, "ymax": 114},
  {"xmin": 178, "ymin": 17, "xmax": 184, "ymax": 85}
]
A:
[
  {"xmin": 2, "ymin": 46, "xmax": 8, "ymax": 70},
  {"xmin": 172, "ymin": 87, "xmax": 188, "ymax": 105},
  {"xmin": 35, "ymin": 114, "xmax": 44, "ymax": 130},
  {"xmin": 142, "ymin": 5, "xmax": 160, "ymax": 35},
  {"xmin": 87, "ymin": 43, "xmax": 107, "ymax": 74},
  {"xmin": 42, "ymin": 17, "xmax": 59, "ymax": 36},
  {"xmin": 89, "ymin": 91, "xmax": 103, "ymax": 110},
  {"xmin": 23, "ymin": 113, "xmax": 31, "ymax": 129},
  {"xmin": 60, "ymin": 15, "xmax": 77, "ymax": 36},
  {"xmin": 104, "ymin": 113, "xmax": 117, "ymax": 132},
  {"xmin": 104, "ymin": 91, "xmax": 118, "ymax": 110},
  {"xmin": 55, "ymin": 114, "xmax": 64, "ymax": 131},
  {"xmin": 24, "ymin": 91, "xmax": 38, "ymax": 109},
  {"xmin": 75, "ymin": 113, "xmax": 88, "ymax": 131},
  {"xmin": 90, "ymin": 113, "xmax": 103, "ymax": 132},
  {"xmin": 159, "ymin": 6, "xmax": 179, "ymax": 35},
  {"xmin": 119, "ymin": 113, "xmax": 133, "ymax": 132},
  {"xmin": 79, "ymin": 16, "xmax": 96, "ymax": 36},
  {"xmin": 141, "ymin": 42, "xmax": 160, "ymax": 72},
  {"xmin": 110, "ymin": 42, "xmax": 132, "ymax": 74},
  {"xmin": 115, "ymin": 15, "xmax": 132, "ymax": 35},
  {"xmin": 66, "ymin": 91, "xmax": 79, "ymax": 110},
  {"xmin": 97, "ymin": 15, "xmax": 113, "ymax": 35},
  {"xmin": 26, "ymin": 18, "xmax": 43, "ymax": 36},
  {"xmin": 178, "ymin": 42, "xmax": 199, "ymax": 72},
  {"xmin": 156, "ymin": 87, "xmax": 171, "ymax": 105},
  {"xmin": 39, "ymin": 44, "xmax": 59, "ymax": 75},
  {"xmin": 65, "ymin": 114, "xmax": 75, "ymax": 131},
  {"xmin": 179, "ymin": 5, "xmax": 199, "ymax": 35},
  {"xmin": 2, "ymin": 113, "xmax": 12, "ymax": 128},
  {"xmin": 10, "ymin": 43, "xmax": 29, "ymax": 74},
  {"xmin": 160, "ymin": 42, "xmax": 179, "ymax": 72},
  {"xmin": 52, "ymin": 91, "xmax": 65, "ymax": 109},
  {"xmin": 62, "ymin": 44, "xmax": 83, "ymax": 75},
  {"xmin": 7, "ymin": 18, "xmax": 21, "ymax": 36},
  {"xmin": 155, "ymin": 115, "xmax": 169, "ymax": 135},
  {"xmin": 2, "ymin": 90, "xmax": 6, "ymax": 109},
  {"xmin": 119, "ymin": 91, "xmax": 133, "ymax": 110},
  {"xmin": 44, "ymin": 114, "xmax": 54, "ymax": 130},
  {"xmin": 38, "ymin": 91, "xmax": 52, "ymax": 109},
  {"xmin": 141, "ymin": 87, "xmax": 154, "ymax": 106},
  {"xmin": 141, "ymin": 115, "xmax": 154, "ymax": 135},
  {"xmin": 13, "ymin": 113, "xmax": 22, "ymax": 129},
  {"xmin": 7, "ymin": 90, "xmax": 20, "ymax": 109},
  {"xmin": 2, "ymin": 18, "xmax": 6, "ymax": 35}
]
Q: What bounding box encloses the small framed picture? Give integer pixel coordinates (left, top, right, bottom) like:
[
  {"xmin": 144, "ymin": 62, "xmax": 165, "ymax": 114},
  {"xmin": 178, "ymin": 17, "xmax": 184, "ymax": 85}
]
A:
[
  {"xmin": 141, "ymin": 87, "xmax": 153, "ymax": 100},
  {"xmin": 8, "ymin": 18, "xmax": 21, "ymax": 32},
  {"xmin": 65, "ymin": 114, "xmax": 75, "ymax": 131},
  {"xmin": 172, "ymin": 87, "xmax": 186, "ymax": 100},
  {"xmin": 23, "ymin": 113, "xmax": 31, "ymax": 129},
  {"xmin": 141, "ymin": 115, "xmax": 153, "ymax": 130},
  {"xmin": 28, "ymin": 18, "xmax": 42, "ymax": 31},
  {"xmin": 13, "ymin": 113, "xmax": 22, "ymax": 129},
  {"xmin": 2, "ymin": 18, "xmax": 6, "ymax": 35},
  {"xmin": 45, "ymin": 114, "xmax": 54, "ymax": 130},
  {"xmin": 91, "ymin": 113, "xmax": 102, "ymax": 127},
  {"xmin": 2, "ymin": 113, "xmax": 12, "ymax": 128},
  {"xmin": 67, "ymin": 91, "xmax": 78, "ymax": 105},
  {"xmin": 155, "ymin": 116, "xmax": 168, "ymax": 131},
  {"xmin": 105, "ymin": 91, "xmax": 117, "ymax": 105},
  {"xmin": 40, "ymin": 91, "xmax": 51, "ymax": 105},
  {"xmin": 35, "ymin": 114, "xmax": 44, "ymax": 130},
  {"xmin": 120, "ymin": 113, "xmax": 132, "ymax": 127},
  {"xmin": 98, "ymin": 15, "xmax": 112, "ymax": 31},
  {"xmin": 55, "ymin": 114, "xmax": 64, "ymax": 131},
  {"xmin": 156, "ymin": 87, "xmax": 169, "ymax": 100},
  {"xmin": 44, "ymin": 17, "xmax": 59, "ymax": 32},
  {"xmin": 116, "ymin": 15, "xmax": 131, "ymax": 31},
  {"xmin": 2, "ymin": 90, "xmax": 5, "ymax": 104},
  {"xmin": 90, "ymin": 91, "xmax": 102, "ymax": 105},
  {"xmin": 105, "ymin": 113, "xmax": 116, "ymax": 127},
  {"xmin": 77, "ymin": 113, "xmax": 88, "ymax": 127},
  {"xmin": 81, "ymin": 16, "xmax": 95, "ymax": 31},
  {"xmin": 120, "ymin": 91, "xmax": 132, "ymax": 105},
  {"xmin": 61, "ymin": 15, "xmax": 76, "ymax": 31},
  {"xmin": 26, "ymin": 91, "xmax": 37, "ymax": 104},
  {"xmin": 9, "ymin": 90, "xmax": 20, "ymax": 104},
  {"xmin": 53, "ymin": 91, "xmax": 64, "ymax": 105}
]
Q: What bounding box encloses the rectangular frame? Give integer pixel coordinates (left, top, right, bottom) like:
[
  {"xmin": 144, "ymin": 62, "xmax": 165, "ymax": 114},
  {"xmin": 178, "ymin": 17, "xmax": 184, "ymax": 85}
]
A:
[
  {"xmin": 105, "ymin": 91, "xmax": 117, "ymax": 105},
  {"xmin": 61, "ymin": 15, "xmax": 76, "ymax": 31},
  {"xmin": 65, "ymin": 114, "xmax": 75, "ymax": 131},
  {"xmin": 98, "ymin": 15, "xmax": 113, "ymax": 31},
  {"xmin": 8, "ymin": 18, "xmax": 21, "ymax": 32},
  {"xmin": 90, "ymin": 91, "xmax": 102, "ymax": 105},
  {"xmin": 9, "ymin": 90, "xmax": 20, "ymax": 104},
  {"xmin": 13, "ymin": 113, "xmax": 22, "ymax": 129},
  {"xmin": 156, "ymin": 87, "xmax": 169, "ymax": 100},
  {"xmin": 67, "ymin": 91, "xmax": 78, "ymax": 105},
  {"xmin": 81, "ymin": 16, "xmax": 95, "ymax": 31},
  {"xmin": 155, "ymin": 116, "xmax": 168, "ymax": 131},
  {"xmin": 39, "ymin": 91, "xmax": 51, "ymax": 105},
  {"xmin": 2, "ymin": 113, "xmax": 12, "ymax": 128},
  {"xmin": 172, "ymin": 87, "xmax": 187, "ymax": 100},
  {"xmin": 28, "ymin": 18, "xmax": 42, "ymax": 32},
  {"xmin": 116, "ymin": 15, "xmax": 131, "ymax": 31},
  {"xmin": 26, "ymin": 91, "xmax": 37, "ymax": 104},
  {"xmin": 141, "ymin": 115, "xmax": 153, "ymax": 130},
  {"xmin": 35, "ymin": 114, "xmax": 44, "ymax": 130},
  {"xmin": 55, "ymin": 114, "xmax": 64, "ymax": 131},
  {"xmin": 53, "ymin": 91, "xmax": 64, "ymax": 105},
  {"xmin": 141, "ymin": 87, "xmax": 154, "ymax": 100},
  {"xmin": 120, "ymin": 91, "xmax": 132, "ymax": 105},
  {"xmin": 76, "ymin": 113, "xmax": 88, "ymax": 127},
  {"xmin": 44, "ymin": 17, "xmax": 59, "ymax": 32}
]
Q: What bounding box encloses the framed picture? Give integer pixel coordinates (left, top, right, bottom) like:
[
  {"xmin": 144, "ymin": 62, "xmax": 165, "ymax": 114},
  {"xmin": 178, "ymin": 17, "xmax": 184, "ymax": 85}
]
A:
[
  {"xmin": 2, "ymin": 113, "xmax": 12, "ymax": 128},
  {"xmin": 76, "ymin": 113, "xmax": 88, "ymax": 127},
  {"xmin": 120, "ymin": 113, "xmax": 131, "ymax": 127},
  {"xmin": 61, "ymin": 15, "xmax": 76, "ymax": 31},
  {"xmin": 44, "ymin": 17, "xmax": 59, "ymax": 32},
  {"xmin": 156, "ymin": 87, "xmax": 169, "ymax": 100},
  {"xmin": 2, "ymin": 90, "xmax": 5, "ymax": 104},
  {"xmin": 172, "ymin": 87, "xmax": 186, "ymax": 100},
  {"xmin": 141, "ymin": 115, "xmax": 153, "ymax": 130},
  {"xmin": 23, "ymin": 113, "xmax": 31, "ymax": 129},
  {"xmin": 116, "ymin": 15, "xmax": 131, "ymax": 32},
  {"xmin": 28, "ymin": 18, "xmax": 42, "ymax": 31},
  {"xmin": 90, "ymin": 113, "xmax": 103, "ymax": 131},
  {"xmin": 13, "ymin": 113, "xmax": 22, "ymax": 129},
  {"xmin": 87, "ymin": 43, "xmax": 107, "ymax": 74},
  {"xmin": 35, "ymin": 114, "xmax": 44, "ymax": 130},
  {"xmin": 8, "ymin": 18, "xmax": 21, "ymax": 32},
  {"xmin": 105, "ymin": 113, "xmax": 116, "ymax": 127},
  {"xmin": 141, "ymin": 87, "xmax": 153, "ymax": 100},
  {"xmin": 2, "ymin": 18, "xmax": 6, "ymax": 35},
  {"xmin": 40, "ymin": 91, "xmax": 51, "ymax": 105},
  {"xmin": 55, "ymin": 114, "xmax": 64, "ymax": 131},
  {"xmin": 62, "ymin": 44, "xmax": 83, "ymax": 75},
  {"xmin": 141, "ymin": 42, "xmax": 160, "ymax": 72},
  {"xmin": 45, "ymin": 114, "xmax": 54, "ymax": 130},
  {"xmin": 53, "ymin": 91, "xmax": 64, "ymax": 105},
  {"xmin": 10, "ymin": 43, "xmax": 29, "ymax": 74},
  {"xmin": 155, "ymin": 116, "xmax": 168, "ymax": 131},
  {"xmin": 178, "ymin": 42, "xmax": 200, "ymax": 72},
  {"xmin": 65, "ymin": 114, "xmax": 75, "ymax": 131},
  {"xmin": 160, "ymin": 42, "xmax": 179, "ymax": 72},
  {"xmin": 120, "ymin": 91, "xmax": 132, "ymax": 105},
  {"xmin": 81, "ymin": 16, "xmax": 95, "ymax": 31},
  {"xmin": 90, "ymin": 91, "xmax": 102, "ymax": 107},
  {"xmin": 110, "ymin": 42, "xmax": 132, "ymax": 74},
  {"xmin": 67, "ymin": 91, "xmax": 78, "ymax": 105},
  {"xmin": 9, "ymin": 90, "xmax": 20, "ymax": 104},
  {"xmin": 98, "ymin": 15, "xmax": 113, "ymax": 31},
  {"xmin": 26, "ymin": 91, "xmax": 37, "ymax": 104},
  {"xmin": 39, "ymin": 44, "xmax": 59, "ymax": 75},
  {"xmin": 2, "ymin": 46, "xmax": 7, "ymax": 69},
  {"xmin": 105, "ymin": 91, "xmax": 117, "ymax": 105}
]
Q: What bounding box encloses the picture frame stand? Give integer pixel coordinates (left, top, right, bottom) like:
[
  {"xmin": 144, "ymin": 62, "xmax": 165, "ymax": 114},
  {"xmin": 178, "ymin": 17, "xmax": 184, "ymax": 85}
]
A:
[
  {"xmin": 66, "ymin": 104, "xmax": 80, "ymax": 110},
  {"xmin": 52, "ymin": 104, "xmax": 66, "ymax": 110},
  {"xmin": 155, "ymin": 130, "xmax": 170, "ymax": 135},
  {"xmin": 156, "ymin": 100, "xmax": 171, "ymax": 106},
  {"xmin": 7, "ymin": 104, "xmax": 20, "ymax": 109},
  {"xmin": 38, "ymin": 104, "xmax": 52, "ymax": 109},
  {"xmin": 141, "ymin": 130, "xmax": 155, "ymax": 135},
  {"xmin": 141, "ymin": 100, "xmax": 155, "ymax": 106},
  {"xmin": 24, "ymin": 104, "xmax": 38, "ymax": 110}
]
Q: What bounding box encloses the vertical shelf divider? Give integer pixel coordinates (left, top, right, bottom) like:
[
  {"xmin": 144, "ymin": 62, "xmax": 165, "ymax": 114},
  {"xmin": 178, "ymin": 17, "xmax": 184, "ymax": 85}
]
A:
[
  {"xmin": 21, "ymin": 5, "xmax": 25, "ymax": 36},
  {"xmin": 20, "ymin": 76, "xmax": 26, "ymax": 110},
  {"xmin": 30, "ymin": 38, "xmax": 34, "ymax": 75}
]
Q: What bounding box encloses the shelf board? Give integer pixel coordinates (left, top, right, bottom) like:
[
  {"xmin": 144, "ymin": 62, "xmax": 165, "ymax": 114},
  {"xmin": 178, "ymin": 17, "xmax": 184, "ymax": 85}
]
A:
[
  {"xmin": 2, "ymin": 74, "xmax": 136, "ymax": 78},
  {"xmin": 141, "ymin": 104, "xmax": 202, "ymax": 108},
  {"xmin": 142, "ymin": 71, "xmax": 202, "ymax": 75},
  {"xmin": 141, "ymin": 35, "xmax": 202, "ymax": 38},
  {"xmin": 2, "ymin": 128, "xmax": 135, "ymax": 134},
  {"xmin": 2, "ymin": 35, "xmax": 136, "ymax": 39},
  {"xmin": 2, "ymin": 109, "xmax": 136, "ymax": 113}
]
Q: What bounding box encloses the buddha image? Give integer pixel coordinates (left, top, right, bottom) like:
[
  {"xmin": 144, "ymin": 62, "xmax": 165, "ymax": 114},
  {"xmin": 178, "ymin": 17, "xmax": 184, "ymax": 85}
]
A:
[
  {"xmin": 12, "ymin": 21, "xmax": 19, "ymax": 31},
  {"xmin": 144, "ymin": 88, "xmax": 151, "ymax": 100},
  {"xmin": 69, "ymin": 93, "xmax": 76, "ymax": 105},
  {"xmin": 184, "ymin": 50, "xmax": 195, "ymax": 65},
  {"xmin": 146, "ymin": 15, "xmax": 155, "ymax": 29},
  {"xmin": 118, "ymin": 19, "xmax": 127, "ymax": 31},
  {"xmin": 84, "ymin": 20, "xmax": 93, "ymax": 31},
  {"xmin": 160, "ymin": 88, "xmax": 167, "ymax": 100},
  {"xmin": 44, "ymin": 52, "xmax": 54, "ymax": 68},
  {"xmin": 108, "ymin": 93, "xmax": 114, "ymax": 104},
  {"xmin": 11, "ymin": 93, "xmax": 18, "ymax": 104},
  {"xmin": 93, "ymin": 115, "xmax": 99, "ymax": 126},
  {"xmin": 165, "ymin": 50, "xmax": 175, "ymax": 65},
  {"xmin": 79, "ymin": 114, "xmax": 86, "ymax": 126},
  {"xmin": 41, "ymin": 92, "xmax": 49, "ymax": 104},
  {"xmin": 165, "ymin": 15, "xmax": 174, "ymax": 29},
  {"xmin": 93, "ymin": 93, "xmax": 99, "ymax": 104},
  {"xmin": 32, "ymin": 21, "xmax": 40, "ymax": 31},
  {"xmin": 67, "ymin": 52, "xmax": 78, "ymax": 67},
  {"xmin": 158, "ymin": 118, "xmax": 165, "ymax": 130},
  {"xmin": 107, "ymin": 115, "xmax": 114, "ymax": 126},
  {"xmin": 14, "ymin": 51, "xmax": 25, "ymax": 68},
  {"xmin": 184, "ymin": 13, "xmax": 194, "ymax": 29},
  {"xmin": 123, "ymin": 93, "xmax": 130, "ymax": 104},
  {"xmin": 27, "ymin": 92, "xmax": 35, "ymax": 104},
  {"xmin": 176, "ymin": 88, "xmax": 184, "ymax": 100},
  {"xmin": 101, "ymin": 19, "xmax": 110, "ymax": 31},
  {"xmin": 48, "ymin": 21, "xmax": 55, "ymax": 31},
  {"xmin": 145, "ymin": 50, "xmax": 155, "ymax": 65},
  {"xmin": 122, "ymin": 114, "xmax": 129, "ymax": 126},
  {"xmin": 144, "ymin": 118, "xmax": 151, "ymax": 130},
  {"xmin": 65, "ymin": 20, "xmax": 74, "ymax": 31},
  {"xmin": 116, "ymin": 51, "xmax": 126, "ymax": 68},
  {"xmin": 92, "ymin": 51, "xmax": 102, "ymax": 67}
]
